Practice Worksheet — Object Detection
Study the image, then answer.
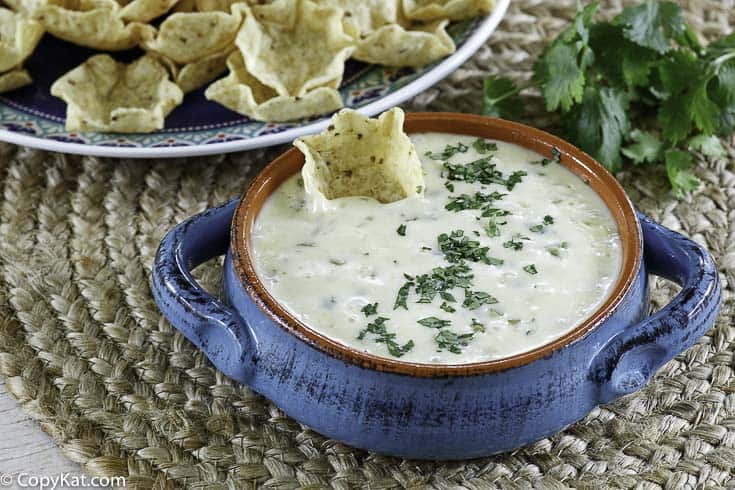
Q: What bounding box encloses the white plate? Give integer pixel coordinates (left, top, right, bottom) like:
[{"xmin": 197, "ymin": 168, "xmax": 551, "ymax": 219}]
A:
[{"xmin": 0, "ymin": 0, "xmax": 509, "ymax": 159}]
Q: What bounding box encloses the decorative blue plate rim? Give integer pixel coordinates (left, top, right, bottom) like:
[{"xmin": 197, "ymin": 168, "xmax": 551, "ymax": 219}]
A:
[{"xmin": 0, "ymin": 0, "xmax": 509, "ymax": 159}]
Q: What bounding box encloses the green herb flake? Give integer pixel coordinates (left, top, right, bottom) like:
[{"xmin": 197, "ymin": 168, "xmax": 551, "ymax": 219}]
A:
[
  {"xmin": 387, "ymin": 339, "xmax": 415, "ymax": 357},
  {"xmin": 503, "ymin": 233, "xmax": 529, "ymax": 251},
  {"xmin": 530, "ymin": 215, "xmax": 555, "ymax": 233},
  {"xmin": 440, "ymin": 291, "xmax": 457, "ymax": 302},
  {"xmin": 440, "ymin": 302, "xmax": 456, "ymax": 313},
  {"xmin": 397, "ymin": 224, "xmax": 407, "ymax": 236},
  {"xmin": 434, "ymin": 329, "xmax": 475, "ymax": 354},
  {"xmin": 463, "ymin": 290, "xmax": 499, "ymax": 310},
  {"xmin": 472, "ymin": 138, "xmax": 499, "ymax": 154},
  {"xmin": 394, "ymin": 281, "xmax": 413, "ymax": 310},
  {"xmin": 443, "ymin": 158, "xmax": 527, "ymax": 190},
  {"xmin": 445, "ymin": 191, "xmax": 505, "ymax": 213},
  {"xmin": 357, "ymin": 316, "xmax": 414, "ymax": 358},
  {"xmin": 425, "ymin": 142, "xmax": 469, "ymax": 160},
  {"xmin": 417, "ymin": 317, "xmax": 452, "ymax": 329},
  {"xmin": 523, "ymin": 264, "xmax": 539, "ymax": 275},
  {"xmin": 471, "ymin": 319, "xmax": 486, "ymax": 333},
  {"xmin": 413, "ymin": 264, "xmax": 473, "ymax": 304},
  {"xmin": 438, "ymin": 230, "xmax": 503, "ymax": 265},
  {"xmin": 361, "ymin": 303, "xmax": 378, "ymax": 317}
]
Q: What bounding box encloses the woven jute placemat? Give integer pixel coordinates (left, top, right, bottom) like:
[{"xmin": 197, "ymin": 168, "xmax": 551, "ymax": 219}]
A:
[{"xmin": 1, "ymin": 1, "xmax": 734, "ymax": 488}]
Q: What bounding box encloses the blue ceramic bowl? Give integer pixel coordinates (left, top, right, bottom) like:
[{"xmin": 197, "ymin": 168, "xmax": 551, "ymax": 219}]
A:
[{"xmin": 151, "ymin": 113, "xmax": 722, "ymax": 460}]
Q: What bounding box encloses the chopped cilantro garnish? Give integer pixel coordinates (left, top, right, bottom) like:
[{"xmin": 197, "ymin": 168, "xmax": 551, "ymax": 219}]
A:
[
  {"xmin": 484, "ymin": 218, "xmax": 505, "ymax": 237},
  {"xmin": 503, "ymin": 233, "xmax": 529, "ymax": 251},
  {"xmin": 463, "ymin": 290, "xmax": 499, "ymax": 310},
  {"xmin": 505, "ymin": 170, "xmax": 528, "ymax": 191},
  {"xmin": 440, "ymin": 291, "xmax": 457, "ymax": 302},
  {"xmin": 438, "ymin": 230, "xmax": 503, "ymax": 265},
  {"xmin": 357, "ymin": 316, "xmax": 414, "ymax": 358},
  {"xmin": 523, "ymin": 264, "xmax": 539, "ymax": 275},
  {"xmin": 394, "ymin": 281, "xmax": 413, "ymax": 310},
  {"xmin": 445, "ymin": 191, "xmax": 505, "ymax": 213},
  {"xmin": 471, "ymin": 319, "xmax": 486, "ymax": 332},
  {"xmin": 443, "ymin": 158, "xmax": 527, "ymax": 190},
  {"xmin": 444, "ymin": 181, "xmax": 455, "ymax": 192},
  {"xmin": 413, "ymin": 264, "xmax": 474, "ymax": 304},
  {"xmin": 434, "ymin": 329, "xmax": 474, "ymax": 354},
  {"xmin": 530, "ymin": 215, "xmax": 555, "ymax": 233},
  {"xmin": 425, "ymin": 142, "xmax": 469, "ymax": 160},
  {"xmin": 440, "ymin": 302, "xmax": 456, "ymax": 313},
  {"xmin": 472, "ymin": 138, "xmax": 498, "ymax": 154},
  {"xmin": 417, "ymin": 317, "xmax": 452, "ymax": 329},
  {"xmin": 397, "ymin": 224, "xmax": 407, "ymax": 236},
  {"xmin": 361, "ymin": 302, "xmax": 378, "ymax": 317}
]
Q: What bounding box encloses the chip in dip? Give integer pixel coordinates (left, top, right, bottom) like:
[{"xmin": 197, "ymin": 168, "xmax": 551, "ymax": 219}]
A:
[{"xmin": 250, "ymin": 110, "xmax": 623, "ymax": 364}]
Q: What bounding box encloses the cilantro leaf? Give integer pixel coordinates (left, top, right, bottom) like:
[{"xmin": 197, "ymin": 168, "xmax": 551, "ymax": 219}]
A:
[
  {"xmin": 657, "ymin": 50, "xmax": 721, "ymax": 142},
  {"xmin": 589, "ymin": 23, "xmax": 658, "ymax": 88},
  {"xmin": 482, "ymin": 76, "xmax": 524, "ymax": 120},
  {"xmin": 709, "ymin": 60, "xmax": 735, "ymax": 134},
  {"xmin": 622, "ymin": 130, "xmax": 663, "ymax": 164},
  {"xmin": 534, "ymin": 2, "xmax": 598, "ymax": 112},
  {"xmin": 615, "ymin": 1, "xmax": 686, "ymax": 54},
  {"xmin": 687, "ymin": 134, "xmax": 726, "ymax": 158},
  {"xmin": 664, "ymin": 149, "xmax": 699, "ymax": 196},
  {"xmin": 535, "ymin": 42, "xmax": 587, "ymax": 113},
  {"xmin": 566, "ymin": 86, "xmax": 630, "ymax": 171}
]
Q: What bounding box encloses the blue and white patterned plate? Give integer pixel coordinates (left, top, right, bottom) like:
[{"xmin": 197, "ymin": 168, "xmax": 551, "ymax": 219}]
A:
[{"xmin": 0, "ymin": 0, "xmax": 509, "ymax": 158}]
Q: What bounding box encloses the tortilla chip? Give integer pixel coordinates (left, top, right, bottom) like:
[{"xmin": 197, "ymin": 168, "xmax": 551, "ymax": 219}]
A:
[
  {"xmin": 402, "ymin": 0, "xmax": 494, "ymax": 21},
  {"xmin": 2, "ymin": 0, "xmax": 50, "ymax": 17},
  {"xmin": 50, "ymin": 54, "xmax": 183, "ymax": 132},
  {"xmin": 205, "ymin": 51, "xmax": 342, "ymax": 121},
  {"xmin": 352, "ymin": 19, "xmax": 454, "ymax": 67},
  {"xmin": 0, "ymin": 68, "xmax": 32, "ymax": 93},
  {"xmin": 194, "ymin": 0, "xmax": 243, "ymax": 11},
  {"xmin": 172, "ymin": 0, "xmax": 196, "ymax": 11},
  {"xmin": 118, "ymin": 0, "xmax": 180, "ymax": 22},
  {"xmin": 236, "ymin": 0, "xmax": 354, "ymax": 98},
  {"xmin": 318, "ymin": 0, "xmax": 398, "ymax": 39},
  {"xmin": 0, "ymin": 8, "xmax": 44, "ymax": 73},
  {"xmin": 295, "ymin": 108, "xmax": 424, "ymax": 212},
  {"xmin": 142, "ymin": 6, "xmax": 244, "ymax": 64},
  {"xmin": 37, "ymin": 0, "xmax": 155, "ymax": 51},
  {"xmin": 172, "ymin": 46, "xmax": 234, "ymax": 93}
]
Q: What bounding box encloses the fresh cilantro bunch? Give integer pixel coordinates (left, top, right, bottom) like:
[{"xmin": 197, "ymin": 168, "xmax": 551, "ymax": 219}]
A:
[{"xmin": 483, "ymin": 1, "xmax": 734, "ymax": 195}]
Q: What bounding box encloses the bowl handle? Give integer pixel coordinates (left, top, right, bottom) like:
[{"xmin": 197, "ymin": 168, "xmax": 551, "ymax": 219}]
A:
[
  {"xmin": 151, "ymin": 198, "xmax": 256, "ymax": 383},
  {"xmin": 593, "ymin": 212, "xmax": 721, "ymax": 404}
]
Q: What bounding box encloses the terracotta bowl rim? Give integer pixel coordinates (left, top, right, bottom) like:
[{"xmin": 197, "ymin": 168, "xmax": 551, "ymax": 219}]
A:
[{"xmin": 230, "ymin": 112, "xmax": 642, "ymax": 377}]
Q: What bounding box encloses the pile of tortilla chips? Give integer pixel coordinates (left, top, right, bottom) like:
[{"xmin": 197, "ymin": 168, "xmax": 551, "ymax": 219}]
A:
[{"xmin": 1, "ymin": 0, "xmax": 493, "ymax": 132}]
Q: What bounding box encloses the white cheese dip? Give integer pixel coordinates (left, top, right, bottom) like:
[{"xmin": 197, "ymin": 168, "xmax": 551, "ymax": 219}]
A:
[{"xmin": 250, "ymin": 133, "xmax": 622, "ymax": 364}]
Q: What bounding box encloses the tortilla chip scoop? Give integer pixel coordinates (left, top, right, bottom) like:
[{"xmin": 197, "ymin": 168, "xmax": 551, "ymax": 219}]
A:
[{"xmin": 295, "ymin": 108, "xmax": 425, "ymax": 212}]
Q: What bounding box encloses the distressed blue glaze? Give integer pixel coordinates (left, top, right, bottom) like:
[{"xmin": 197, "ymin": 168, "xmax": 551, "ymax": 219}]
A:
[{"xmin": 151, "ymin": 200, "xmax": 721, "ymax": 460}]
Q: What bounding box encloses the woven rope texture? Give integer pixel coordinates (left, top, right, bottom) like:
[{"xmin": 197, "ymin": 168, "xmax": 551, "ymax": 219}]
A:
[{"xmin": 0, "ymin": 0, "xmax": 734, "ymax": 488}]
